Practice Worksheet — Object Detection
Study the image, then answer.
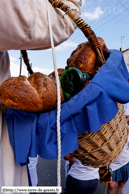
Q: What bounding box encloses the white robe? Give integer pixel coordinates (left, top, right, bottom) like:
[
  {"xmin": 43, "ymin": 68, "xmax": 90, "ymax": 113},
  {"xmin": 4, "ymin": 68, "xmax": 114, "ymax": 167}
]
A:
[{"xmin": 0, "ymin": 0, "xmax": 82, "ymax": 189}]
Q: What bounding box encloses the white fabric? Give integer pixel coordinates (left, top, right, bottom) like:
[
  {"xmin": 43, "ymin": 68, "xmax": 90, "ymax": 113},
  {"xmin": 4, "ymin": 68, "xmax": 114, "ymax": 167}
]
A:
[
  {"xmin": 123, "ymin": 178, "xmax": 129, "ymax": 194},
  {"xmin": 28, "ymin": 156, "xmax": 38, "ymax": 186},
  {"xmin": 0, "ymin": 52, "xmax": 29, "ymax": 190},
  {"xmin": 0, "ymin": 0, "xmax": 82, "ymax": 51},
  {"xmin": 124, "ymin": 103, "xmax": 129, "ymax": 115},
  {"xmin": 67, "ymin": 159, "xmax": 99, "ymax": 180},
  {"xmin": 65, "ymin": 161, "xmax": 70, "ymax": 177},
  {"xmin": 110, "ymin": 137, "xmax": 129, "ymax": 171},
  {"xmin": 110, "ymin": 104, "xmax": 129, "ymax": 171}
]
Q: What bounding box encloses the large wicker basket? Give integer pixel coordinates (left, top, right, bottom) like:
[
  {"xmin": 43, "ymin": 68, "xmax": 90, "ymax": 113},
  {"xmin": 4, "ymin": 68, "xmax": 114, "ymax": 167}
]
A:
[
  {"xmin": 71, "ymin": 103, "xmax": 128, "ymax": 167},
  {"xmin": 47, "ymin": 0, "xmax": 129, "ymax": 168},
  {"xmin": 20, "ymin": 0, "xmax": 128, "ymax": 168}
]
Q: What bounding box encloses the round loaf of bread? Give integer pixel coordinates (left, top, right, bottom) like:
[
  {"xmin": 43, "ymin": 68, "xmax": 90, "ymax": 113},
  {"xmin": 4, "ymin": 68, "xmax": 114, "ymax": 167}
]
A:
[
  {"xmin": 66, "ymin": 37, "xmax": 108, "ymax": 74},
  {"xmin": 48, "ymin": 68, "xmax": 65, "ymax": 80},
  {"xmin": 28, "ymin": 72, "xmax": 65, "ymax": 111},
  {"xmin": 0, "ymin": 72, "xmax": 64, "ymax": 112},
  {"xmin": 0, "ymin": 38, "xmax": 108, "ymax": 112}
]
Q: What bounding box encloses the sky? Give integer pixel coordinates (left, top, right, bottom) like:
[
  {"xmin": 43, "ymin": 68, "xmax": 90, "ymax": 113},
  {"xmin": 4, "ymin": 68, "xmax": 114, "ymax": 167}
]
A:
[{"xmin": 8, "ymin": 0, "xmax": 129, "ymax": 77}]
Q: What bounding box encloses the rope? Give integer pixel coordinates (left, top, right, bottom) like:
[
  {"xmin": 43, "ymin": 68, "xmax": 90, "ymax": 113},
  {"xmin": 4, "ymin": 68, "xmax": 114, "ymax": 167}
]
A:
[{"xmin": 46, "ymin": 0, "xmax": 61, "ymax": 193}]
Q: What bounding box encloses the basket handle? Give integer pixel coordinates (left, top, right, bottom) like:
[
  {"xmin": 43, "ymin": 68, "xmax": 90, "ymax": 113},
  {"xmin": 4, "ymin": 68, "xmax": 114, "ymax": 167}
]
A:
[
  {"xmin": 49, "ymin": 0, "xmax": 106, "ymax": 65},
  {"xmin": 21, "ymin": 50, "xmax": 34, "ymax": 75}
]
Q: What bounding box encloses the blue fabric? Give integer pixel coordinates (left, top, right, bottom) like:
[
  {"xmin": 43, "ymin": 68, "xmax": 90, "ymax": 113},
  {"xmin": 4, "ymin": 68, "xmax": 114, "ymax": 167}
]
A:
[
  {"xmin": 91, "ymin": 49, "xmax": 129, "ymax": 103},
  {"xmin": 6, "ymin": 111, "xmax": 37, "ymax": 165},
  {"xmin": 112, "ymin": 162, "xmax": 129, "ymax": 182},
  {"xmin": 5, "ymin": 49, "xmax": 129, "ymax": 165}
]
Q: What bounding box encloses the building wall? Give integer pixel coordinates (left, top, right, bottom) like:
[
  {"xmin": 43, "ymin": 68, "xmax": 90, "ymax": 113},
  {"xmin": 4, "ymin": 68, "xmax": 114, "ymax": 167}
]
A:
[{"xmin": 122, "ymin": 50, "xmax": 129, "ymax": 71}]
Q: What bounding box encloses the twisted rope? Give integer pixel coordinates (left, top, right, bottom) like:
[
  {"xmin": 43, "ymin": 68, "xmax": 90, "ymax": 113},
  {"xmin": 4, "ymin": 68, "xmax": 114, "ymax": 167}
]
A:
[{"xmin": 46, "ymin": 0, "xmax": 61, "ymax": 193}]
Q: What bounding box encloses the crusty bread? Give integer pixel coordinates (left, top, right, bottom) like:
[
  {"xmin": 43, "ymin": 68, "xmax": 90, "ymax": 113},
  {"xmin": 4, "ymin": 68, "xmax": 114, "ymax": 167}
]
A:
[
  {"xmin": 48, "ymin": 68, "xmax": 65, "ymax": 80},
  {"xmin": 66, "ymin": 37, "xmax": 108, "ymax": 74},
  {"xmin": 0, "ymin": 38, "xmax": 108, "ymax": 112},
  {"xmin": 0, "ymin": 72, "xmax": 64, "ymax": 112}
]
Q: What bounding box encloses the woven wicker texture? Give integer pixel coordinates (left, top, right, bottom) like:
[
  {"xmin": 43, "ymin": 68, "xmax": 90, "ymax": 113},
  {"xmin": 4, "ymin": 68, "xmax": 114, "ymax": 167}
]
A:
[{"xmin": 71, "ymin": 103, "xmax": 128, "ymax": 168}]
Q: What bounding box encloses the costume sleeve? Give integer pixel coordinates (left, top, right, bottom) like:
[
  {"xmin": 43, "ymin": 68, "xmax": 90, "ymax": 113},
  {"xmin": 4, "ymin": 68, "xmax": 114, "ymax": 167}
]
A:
[{"xmin": 0, "ymin": 0, "xmax": 82, "ymax": 51}]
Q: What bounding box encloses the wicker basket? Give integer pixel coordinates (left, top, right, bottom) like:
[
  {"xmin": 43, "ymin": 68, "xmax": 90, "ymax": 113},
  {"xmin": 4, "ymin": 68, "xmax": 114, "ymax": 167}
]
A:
[
  {"xmin": 47, "ymin": 0, "xmax": 129, "ymax": 168},
  {"xmin": 20, "ymin": 0, "xmax": 128, "ymax": 168},
  {"xmin": 71, "ymin": 103, "xmax": 128, "ymax": 167}
]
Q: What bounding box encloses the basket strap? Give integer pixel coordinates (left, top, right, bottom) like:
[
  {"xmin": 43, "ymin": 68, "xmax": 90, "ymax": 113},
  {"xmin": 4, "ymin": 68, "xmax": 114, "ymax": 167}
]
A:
[{"xmin": 49, "ymin": 0, "xmax": 106, "ymax": 65}]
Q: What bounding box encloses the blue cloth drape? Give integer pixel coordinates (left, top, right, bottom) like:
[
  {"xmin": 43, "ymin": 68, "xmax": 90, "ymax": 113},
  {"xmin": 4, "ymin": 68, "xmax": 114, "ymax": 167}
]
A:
[{"xmin": 6, "ymin": 49, "xmax": 129, "ymax": 165}]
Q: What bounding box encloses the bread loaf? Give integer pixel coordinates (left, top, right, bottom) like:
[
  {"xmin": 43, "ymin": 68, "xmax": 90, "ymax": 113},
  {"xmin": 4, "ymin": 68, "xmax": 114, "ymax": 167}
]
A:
[
  {"xmin": 0, "ymin": 72, "xmax": 65, "ymax": 112},
  {"xmin": 48, "ymin": 68, "xmax": 65, "ymax": 80},
  {"xmin": 66, "ymin": 37, "xmax": 108, "ymax": 74},
  {"xmin": 0, "ymin": 38, "xmax": 108, "ymax": 112}
]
